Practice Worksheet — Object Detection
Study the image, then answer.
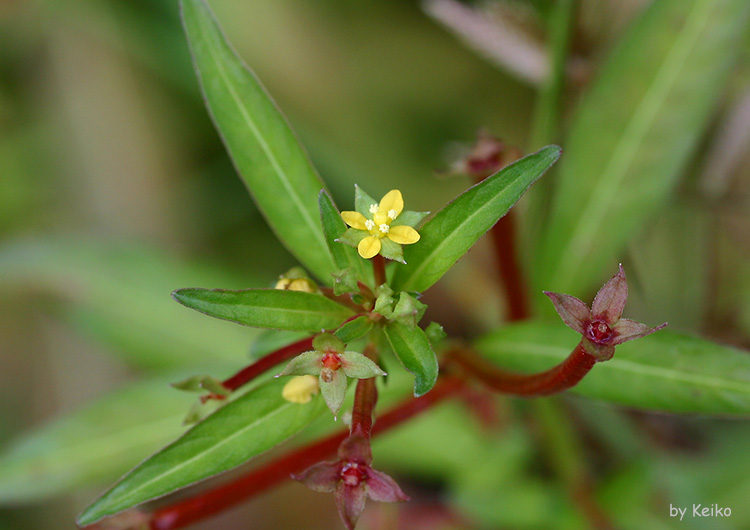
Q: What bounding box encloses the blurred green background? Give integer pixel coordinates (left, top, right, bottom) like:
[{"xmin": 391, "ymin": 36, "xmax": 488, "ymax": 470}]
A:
[{"xmin": 2, "ymin": 0, "xmax": 750, "ymax": 528}]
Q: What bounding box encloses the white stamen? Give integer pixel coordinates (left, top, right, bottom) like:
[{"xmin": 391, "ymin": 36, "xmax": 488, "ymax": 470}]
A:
[
  {"xmin": 379, "ymin": 224, "xmax": 390, "ymax": 234},
  {"xmin": 369, "ymin": 204, "xmax": 379, "ymax": 214},
  {"xmin": 365, "ymin": 219, "xmax": 375, "ymax": 231},
  {"xmin": 387, "ymin": 209, "xmax": 398, "ymax": 220}
]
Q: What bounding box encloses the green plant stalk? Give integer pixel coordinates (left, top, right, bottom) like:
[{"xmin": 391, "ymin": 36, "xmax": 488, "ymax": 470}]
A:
[{"xmin": 533, "ymin": 399, "xmax": 615, "ymax": 530}]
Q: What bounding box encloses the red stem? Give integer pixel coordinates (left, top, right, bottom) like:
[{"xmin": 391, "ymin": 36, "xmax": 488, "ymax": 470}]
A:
[
  {"xmin": 351, "ymin": 377, "xmax": 377, "ymax": 441},
  {"xmin": 148, "ymin": 377, "xmax": 464, "ymax": 530},
  {"xmin": 219, "ymin": 336, "xmax": 314, "ymax": 393},
  {"xmin": 372, "ymin": 254, "xmax": 386, "ymax": 286},
  {"xmin": 490, "ymin": 212, "xmax": 530, "ymax": 321},
  {"xmin": 452, "ymin": 343, "xmax": 596, "ymax": 396}
]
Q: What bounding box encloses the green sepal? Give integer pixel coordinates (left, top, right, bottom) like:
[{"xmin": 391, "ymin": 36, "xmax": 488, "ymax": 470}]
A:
[
  {"xmin": 383, "ymin": 321, "xmax": 439, "ymax": 397},
  {"xmin": 394, "ymin": 210, "xmax": 430, "ymax": 229},
  {"xmin": 391, "ymin": 292, "xmax": 427, "ymax": 330},
  {"xmin": 170, "ymin": 375, "xmax": 228, "ymax": 396},
  {"xmin": 340, "ymin": 352, "xmax": 387, "ymax": 379},
  {"xmin": 171, "ymin": 375, "xmax": 208, "ymax": 393},
  {"xmin": 320, "ymin": 369, "xmax": 348, "ymax": 418},
  {"xmin": 379, "ymin": 237, "xmax": 405, "ymax": 264},
  {"xmin": 277, "ymin": 351, "xmax": 324, "ymax": 376},
  {"xmin": 373, "ymin": 284, "xmax": 396, "ymax": 318},
  {"xmin": 425, "ymin": 321, "xmax": 447, "ymax": 347},
  {"xmin": 354, "ymin": 185, "xmax": 378, "ymax": 217},
  {"xmin": 336, "ymin": 228, "xmax": 368, "ymax": 248},
  {"xmin": 334, "ymin": 316, "xmax": 374, "ymax": 344},
  {"xmin": 279, "ymin": 266, "xmax": 310, "ymax": 281},
  {"xmin": 313, "ymin": 332, "xmax": 345, "ymax": 354},
  {"xmin": 200, "ymin": 377, "xmax": 230, "ymax": 397}
]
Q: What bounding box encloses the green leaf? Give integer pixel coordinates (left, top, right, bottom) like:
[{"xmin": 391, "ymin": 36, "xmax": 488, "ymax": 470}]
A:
[
  {"xmin": 334, "ymin": 315, "xmax": 374, "ymax": 344},
  {"xmin": 172, "ymin": 288, "xmax": 354, "ymax": 332},
  {"xmin": 0, "ymin": 376, "xmax": 194, "ymax": 503},
  {"xmin": 181, "ymin": 0, "xmax": 336, "ymax": 282},
  {"xmin": 391, "ymin": 146, "xmax": 561, "ymax": 293},
  {"xmin": 77, "ymin": 378, "xmax": 325, "ymax": 526},
  {"xmin": 475, "ymin": 322, "xmax": 750, "ymax": 415},
  {"xmin": 354, "ymin": 184, "xmax": 378, "ymax": 217},
  {"xmin": 319, "ymin": 190, "xmax": 369, "ymax": 283},
  {"xmin": 0, "ymin": 238, "xmax": 257, "ymax": 370},
  {"xmin": 383, "ymin": 321, "xmax": 439, "ymax": 397},
  {"xmin": 534, "ymin": 0, "xmax": 750, "ymax": 296}
]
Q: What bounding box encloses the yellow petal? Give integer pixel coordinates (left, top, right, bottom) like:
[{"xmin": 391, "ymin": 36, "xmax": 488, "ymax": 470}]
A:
[
  {"xmin": 358, "ymin": 236, "xmax": 382, "ymax": 259},
  {"xmin": 387, "ymin": 225, "xmax": 420, "ymax": 245},
  {"xmin": 341, "ymin": 211, "xmax": 368, "ymax": 230},
  {"xmin": 378, "ymin": 190, "xmax": 404, "ymax": 218},
  {"xmin": 282, "ymin": 375, "xmax": 319, "ymax": 404}
]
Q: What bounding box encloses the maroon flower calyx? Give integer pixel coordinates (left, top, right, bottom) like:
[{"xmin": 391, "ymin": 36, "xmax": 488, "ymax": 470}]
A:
[
  {"xmin": 293, "ymin": 435, "xmax": 409, "ymax": 530},
  {"xmin": 449, "ymin": 129, "xmax": 522, "ymax": 180},
  {"xmin": 277, "ymin": 333, "xmax": 386, "ymax": 417},
  {"xmin": 544, "ymin": 264, "xmax": 667, "ymax": 361}
]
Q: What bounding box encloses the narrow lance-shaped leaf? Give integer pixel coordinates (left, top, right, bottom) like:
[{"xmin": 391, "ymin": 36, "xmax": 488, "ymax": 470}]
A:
[
  {"xmin": 391, "ymin": 145, "xmax": 560, "ymax": 293},
  {"xmin": 319, "ymin": 190, "xmax": 370, "ymax": 284},
  {"xmin": 77, "ymin": 378, "xmax": 325, "ymax": 526},
  {"xmin": 172, "ymin": 288, "xmax": 353, "ymax": 332},
  {"xmin": 534, "ymin": 0, "xmax": 750, "ymax": 297},
  {"xmin": 383, "ymin": 321, "xmax": 439, "ymax": 397},
  {"xmin": 475, "ymin": 322, "xmax": 750, "ymax": 415},
  {"xmin": 181, "ymin": 0, "xmax": 336, "ymax": 281}
]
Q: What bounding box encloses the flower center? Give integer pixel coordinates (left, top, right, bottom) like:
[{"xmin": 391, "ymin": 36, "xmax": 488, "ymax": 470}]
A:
[
  {"xmin": 321, "ymin": 353, "xmax": 342, "ymax": 371},
  {"xmin": 340, "ymin": 462, "xmax": 368, "ymax": 487},
  {"xmin": 586, "ymin": 320, "xmax": 613, "ymax": 344}
]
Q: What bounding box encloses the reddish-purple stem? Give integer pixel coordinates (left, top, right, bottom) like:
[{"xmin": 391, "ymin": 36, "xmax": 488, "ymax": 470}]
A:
[
  {"xmin": 372, "ymin": 254, "xmax": 386, "ymax": 286},
  {"xmin": 147, "ymin": 377, "xmax": 464, "ymax": 530},
  {"xmin": 453, "ymin": 343, "xmax": 596, "ymax": 396},
  {"xmin": 218, "ymin": 336, "xmax": 314, "ymax": 394},
  {"xmin": 351, "ymin": 377, "xmax": 377, "ymax": 441},
  {"xmin": 490, "ymin": 212, "xmax": 530, "ymax": 321}
]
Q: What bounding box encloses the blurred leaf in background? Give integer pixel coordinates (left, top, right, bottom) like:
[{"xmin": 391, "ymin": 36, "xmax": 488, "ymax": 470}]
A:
[{"xmin": 2, "ymin": 0, "xmax": 750, "ymax": 529}]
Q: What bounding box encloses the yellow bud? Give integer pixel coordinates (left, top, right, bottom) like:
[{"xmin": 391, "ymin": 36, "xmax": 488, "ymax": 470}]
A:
[
  {"xmin": 282, "ymin": 375, "xmax": 319, "ymax": 404},
  {"xmin": 288, "ymin": 278, "xmax": 315, "ymax": 293}
]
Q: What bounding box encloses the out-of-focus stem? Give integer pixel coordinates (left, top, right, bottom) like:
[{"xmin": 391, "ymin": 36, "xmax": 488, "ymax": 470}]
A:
[
  {"xmin": 146, "ymin": 377, "xmax": 465, "ymax": 530},
  {"xmin": 533, "ymin": 399, "xmax": 615, "ymax": 530},
  {"xmin": 489, "ymin": 212, "xmax": 530, "ymax": 321},
  {"xmin": 451, "ymin": 342, "xmax": 596, "ymax": 396}
]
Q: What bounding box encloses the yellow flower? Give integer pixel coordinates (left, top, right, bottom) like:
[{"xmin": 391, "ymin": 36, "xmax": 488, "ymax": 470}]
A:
[
  {"xmin": 282, "ymin": 375, "xmax": 320, "ymax": 404},
  {"xmin": 340, "ymin": 190, "xmax": 421, "ymax": 260}
]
